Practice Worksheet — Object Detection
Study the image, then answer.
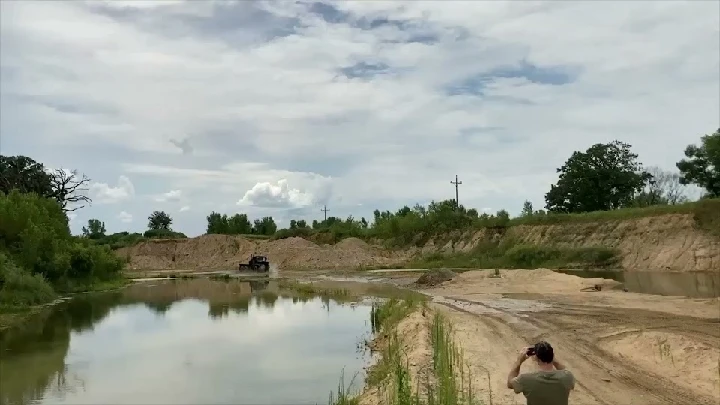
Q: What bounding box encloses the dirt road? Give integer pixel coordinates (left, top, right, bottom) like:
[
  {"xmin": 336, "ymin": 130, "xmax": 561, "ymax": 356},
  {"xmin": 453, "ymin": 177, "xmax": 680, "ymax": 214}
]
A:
[{"xmin": 419, "ymin": 269, "xmax": 720, "ymax": 405}]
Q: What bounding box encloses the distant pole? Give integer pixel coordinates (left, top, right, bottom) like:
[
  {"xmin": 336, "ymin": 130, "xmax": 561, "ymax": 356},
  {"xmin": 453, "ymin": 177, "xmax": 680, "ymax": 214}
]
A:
[
  {"xmin": 321, "ymin": 205, "xmax": 330, "ymax": 221},
  {"xmin": 450, "ymin": 175, "xmax": 462, "ymax": 210}
]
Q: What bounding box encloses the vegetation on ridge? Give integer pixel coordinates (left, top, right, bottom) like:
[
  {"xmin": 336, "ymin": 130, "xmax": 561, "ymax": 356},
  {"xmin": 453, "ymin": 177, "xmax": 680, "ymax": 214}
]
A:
[
  {"xmin": 0, "ymin": 191, "xmax": 125, "ymax": 309},
  {"xmin": 330, "ymin": 300, "xmax": 479, "ymax": 405}
]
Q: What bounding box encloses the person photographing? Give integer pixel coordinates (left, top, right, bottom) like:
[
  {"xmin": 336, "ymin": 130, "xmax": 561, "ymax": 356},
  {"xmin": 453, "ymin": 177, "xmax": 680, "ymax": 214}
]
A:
[{"xmin": 507, "ymin": 341, "xmax": 575, "ymax": 405}]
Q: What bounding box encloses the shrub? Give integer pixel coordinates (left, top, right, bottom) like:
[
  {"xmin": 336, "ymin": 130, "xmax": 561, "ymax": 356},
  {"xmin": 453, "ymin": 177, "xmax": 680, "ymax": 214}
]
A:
[
  {"xmin": 0, "ymin": 254, "xmax": 56, "ymax": 306},
  {"xmin": 0, "ymin": 191, "xmax": 126, "ymax": 307},
  {"xmin": 143, "ymin": 229, "xmax": 187, "ymax": 239}
]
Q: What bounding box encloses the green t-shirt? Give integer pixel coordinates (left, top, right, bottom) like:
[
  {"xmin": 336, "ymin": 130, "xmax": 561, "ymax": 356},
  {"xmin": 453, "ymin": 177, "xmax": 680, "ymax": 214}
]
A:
[{"xmin": 512, "ymin": 369, "xmax": 575, "ymax": 405}]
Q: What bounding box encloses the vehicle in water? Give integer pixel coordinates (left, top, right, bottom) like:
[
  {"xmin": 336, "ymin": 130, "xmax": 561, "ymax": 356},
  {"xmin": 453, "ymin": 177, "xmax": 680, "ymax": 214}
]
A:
[{"xmin": 239, "ymin": 254, "xmax": 270, "ymax": 273}]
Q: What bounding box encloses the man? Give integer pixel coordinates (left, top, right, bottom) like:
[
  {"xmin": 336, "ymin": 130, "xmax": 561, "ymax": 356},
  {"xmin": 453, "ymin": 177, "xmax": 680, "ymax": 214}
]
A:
[{"xmin": 507, "ymin": 341, "xmax": 575, "ymax": 405}]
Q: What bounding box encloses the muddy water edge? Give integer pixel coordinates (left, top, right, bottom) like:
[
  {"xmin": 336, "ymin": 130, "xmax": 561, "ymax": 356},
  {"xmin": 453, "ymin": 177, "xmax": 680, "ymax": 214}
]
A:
[
  {"xmin": 554, "ymin": 269, "xmax": 720, "ymax": 298},
  {"xmin": 0, "ymin": 277, "xmax": 426, "ymax": 405}
]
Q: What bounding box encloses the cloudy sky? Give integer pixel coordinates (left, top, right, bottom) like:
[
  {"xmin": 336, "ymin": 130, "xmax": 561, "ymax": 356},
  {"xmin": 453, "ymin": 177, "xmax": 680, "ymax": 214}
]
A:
[{"xmin": 1, "ymin": 0, "xmax": 718, "ymax": 237}]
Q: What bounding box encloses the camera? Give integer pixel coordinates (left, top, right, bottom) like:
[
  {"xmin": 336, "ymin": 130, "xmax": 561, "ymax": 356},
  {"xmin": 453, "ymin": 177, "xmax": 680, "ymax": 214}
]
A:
[{"xmin": 526, "ymin": 347, "xmax": 536, "ymax": 356}]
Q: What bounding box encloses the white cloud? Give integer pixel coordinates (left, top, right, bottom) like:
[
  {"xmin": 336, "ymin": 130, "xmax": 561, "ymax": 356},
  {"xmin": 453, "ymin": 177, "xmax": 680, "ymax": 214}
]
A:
[
  {"xmin": 90, "ymin": 176, "xmax": 135, "ymax": 204},
  {"xmin": 117, "ymin": 211, "xmax": 133, "ymax": 223},
  {"xmin": 238, "ymin": 179, "xmax": 315, "ymax": 209},
  {"xmin": 179, "ymin": 206, "xmax": 190, "ymax": 212},
  {"xmin": 154, "ymin": 189, "xmax": 182, "ymax": 202},
  {"xmin": 1, "ymin": 1, "xmax": 717, "ymax": 236}
]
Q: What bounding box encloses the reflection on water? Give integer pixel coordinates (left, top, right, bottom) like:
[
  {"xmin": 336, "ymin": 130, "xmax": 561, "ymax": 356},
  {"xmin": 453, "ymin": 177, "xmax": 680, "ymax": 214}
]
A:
[
  {"xmin": 555, "ymin": 269, "xmax": 720, "ymax": 298},
  {"xmin": 0, "ymin": 279, "xmax": 372, "ymax": 405}
]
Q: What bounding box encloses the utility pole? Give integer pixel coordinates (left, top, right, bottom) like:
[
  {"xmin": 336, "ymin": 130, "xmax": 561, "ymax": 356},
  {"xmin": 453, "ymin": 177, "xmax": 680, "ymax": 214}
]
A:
[
  {"xmin": 321, "ymin": 205, "xmax": 330, "ymax": 221},
  {"xmin": 450, "ymin": 175, "xmax": 462, "ymax": 210}
]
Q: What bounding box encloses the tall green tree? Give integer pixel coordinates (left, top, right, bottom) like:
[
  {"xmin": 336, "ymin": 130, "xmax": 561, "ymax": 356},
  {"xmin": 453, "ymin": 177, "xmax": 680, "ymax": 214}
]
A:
[
  {"xmin": 0, "ymin": 155, "xmax": 53, "ymax": 197},
  {"xmin": 206, "ymin": 211, "xmax": 229, "ymax": 234},
  {"xmin": 228, "ymin": 213, "xmax": 252, "ymax": 234},
  {"xmin": 676, "ymin": 128, "xmax": 720, "ymax": 197},
  {"xmin": 252, "ymin": 216, "xmax": 277, "ymax": 235},
  {"xmin": 545, "ymin": 141, "xmax": 652, "ymax": 213},
  {"xmin": 147, "ymin": 211, "xmax": 172, "ymax": 230},
  {"xmin": 521, "ymin": 200, "xmax": 533, "ymax": 217},
  {"xmin": 82, "ymin": 219, "xmax": 106, "ymax": 239}
]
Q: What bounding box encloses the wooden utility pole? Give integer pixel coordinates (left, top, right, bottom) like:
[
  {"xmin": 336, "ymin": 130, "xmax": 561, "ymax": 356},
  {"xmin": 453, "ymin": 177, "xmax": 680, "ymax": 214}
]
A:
[
  {"xmin": 321, "ymin": 205, "xmax": 330, "ymax": 221},
  {"xmin": 451, "ymin": 175, "xmax": 462, "ymax": 210}
]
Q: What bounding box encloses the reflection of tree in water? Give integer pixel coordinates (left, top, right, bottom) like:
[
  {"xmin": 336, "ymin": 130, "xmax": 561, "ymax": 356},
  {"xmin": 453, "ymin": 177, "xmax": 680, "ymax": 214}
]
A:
[
  {"xmin": 144, "ymin": 301, "xmax": 174, "ymax": 315},
  {"xmin": 0, "ymin": 277, "xmax": 336, "ymax": 404},
  {"xmin": 255, "ymin": 292, "xmax": 278, "ymax": 309},
  {"xmin": 0, "ymin": 293, "xmax": 124, "ymax": 405}
]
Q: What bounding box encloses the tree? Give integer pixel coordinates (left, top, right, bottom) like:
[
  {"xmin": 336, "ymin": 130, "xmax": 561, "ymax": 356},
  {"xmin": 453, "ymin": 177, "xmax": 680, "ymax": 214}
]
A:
[
  {"xmin": 0, "ymin": 155, "xmax": 92, "ymax": 212},
  {"xmin": 253, "ymin": 216, "xmax": 277, "ymax": 235},
  {"xmin": 360, "ymin": 217, "xmax": 368, "ymax": 229},
  {"xmin": 676, "ymin": 129, "xmax": 720, "ymax": 198},
  {"xmin": 521, "ymin": 200, "xmax": 534, "ymax": 217},
  {"xmin": 0, "ymin": 155, "xmax": 53, "ymax": 197},
  {"xmin": 49, "ymin": 168, "xmax": 92, "ymax": 212},
  {"xmin": 632, "ymin": 167, "xmax": 690, "ymax": 207},
  {"xmin": 148, "ymin": 211, "xmax": 172, "ymax": 230},
  {"xmin": 545, "ymin": 141, "xmax": 652, "ymax": 213},
  {"xmin": 228, "ymin": 213, "xmax": 252, "ymax": 234},
  {"xmin": 206, "ymin": 212, "xmax": 229, "ymax": 234},
  {"xmin": 82, "ymin": 219, "xmax": 106, "ymax": 239}
]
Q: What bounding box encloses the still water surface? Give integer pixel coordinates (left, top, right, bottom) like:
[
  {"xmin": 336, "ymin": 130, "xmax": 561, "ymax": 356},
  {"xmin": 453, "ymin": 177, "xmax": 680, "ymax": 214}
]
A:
[
  {"xmin": 554, "ymin": 269, "xmax": 720, "ymax": 298},
  {"xmin": 0, "ymin": 279, "xmax": 373, "ymax": 405}
]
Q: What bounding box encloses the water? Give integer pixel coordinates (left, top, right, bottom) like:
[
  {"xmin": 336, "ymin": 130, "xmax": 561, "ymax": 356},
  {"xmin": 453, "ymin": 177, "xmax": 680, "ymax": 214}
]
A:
[
  {"xmin": 0, "ymin": 279, "xmax": 373, "ymax": 405},
  {"xmin": 555, "ymin": 269, "xmax": 720, "ymax": 298}
]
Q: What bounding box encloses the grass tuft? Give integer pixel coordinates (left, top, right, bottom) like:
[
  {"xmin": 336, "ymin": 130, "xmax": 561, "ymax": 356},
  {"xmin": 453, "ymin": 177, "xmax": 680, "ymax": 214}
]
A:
[{"xmin": 330, "ymin": 301, "xmax": 480, "ymax": 405}]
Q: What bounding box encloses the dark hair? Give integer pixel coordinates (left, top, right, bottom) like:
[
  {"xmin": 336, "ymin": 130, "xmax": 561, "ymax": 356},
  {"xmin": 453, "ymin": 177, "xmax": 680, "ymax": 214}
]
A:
[{"xmin": 534, "ymin": 341, "xmax": 554, "ymax": 363}]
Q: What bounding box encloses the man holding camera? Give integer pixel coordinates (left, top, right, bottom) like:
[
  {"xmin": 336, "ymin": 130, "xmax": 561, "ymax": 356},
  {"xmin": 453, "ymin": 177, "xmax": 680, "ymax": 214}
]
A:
[{"xmin": 507, "ymin": 341, "xmax": 575, "ymax": 405}]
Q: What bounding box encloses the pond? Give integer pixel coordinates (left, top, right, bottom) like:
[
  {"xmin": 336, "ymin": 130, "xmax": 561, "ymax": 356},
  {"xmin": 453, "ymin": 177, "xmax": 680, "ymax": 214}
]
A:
[
  {"xmin": 0, "ymin": 278, "xmax": 374, "ymax": 405},
  {"xmin": 554, "ymin": 269, "xmax": 720, "ymax": 298}
]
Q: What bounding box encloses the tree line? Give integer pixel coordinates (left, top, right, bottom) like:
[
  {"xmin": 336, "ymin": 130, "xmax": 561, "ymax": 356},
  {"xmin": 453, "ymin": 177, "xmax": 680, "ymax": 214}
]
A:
[
  {"xmin": 2, "ymin": 128, "xmax": 718, "ymax": 252},
  {"xmin": 204, "ymin": 129, "xmax": 719, "ymax": 243}
]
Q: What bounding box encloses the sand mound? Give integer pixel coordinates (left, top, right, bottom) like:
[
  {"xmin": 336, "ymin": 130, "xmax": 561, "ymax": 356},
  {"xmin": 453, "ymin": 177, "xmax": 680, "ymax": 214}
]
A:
[
  {"xmin": 416, "ymin": 269, "xmax": 456, "ymax": 287},
  {"xmin": 336, "ymin": 237, "xmax": 371, "ymax": 250},
  {"xmin": 118, "ymin": 234, "xmax": 408, "ymax": 271},
  {"xmin": 269, "ymin": 236, "xmax": 319, "ymax": 250},
  {"xmin": 599, "ymin": 330, "xmax": 720, "ymax": 399},
  {"xmin": 434, "ymin": 269, "xmax": 622, "ymax": 295}
]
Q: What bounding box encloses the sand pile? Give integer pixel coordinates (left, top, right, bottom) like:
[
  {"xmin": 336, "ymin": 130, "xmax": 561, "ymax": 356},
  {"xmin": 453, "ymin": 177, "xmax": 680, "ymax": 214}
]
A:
[
  {"xmin": 415, "ymin": 269, "xmax": 456, "ymax": 287},
  {"xmin": 118, "ymin": 234, "xmax": 407, "ymax": 271},
  {"xmin": 434, "ymin": 269, "xmax": 622, "ymax": 295}
]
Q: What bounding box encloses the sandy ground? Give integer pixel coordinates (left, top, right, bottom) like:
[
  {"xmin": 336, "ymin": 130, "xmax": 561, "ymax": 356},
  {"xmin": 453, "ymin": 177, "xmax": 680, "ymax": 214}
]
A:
[{"xmin": 414, "ymin": 269, "xmax": 720, "ymax": 405}]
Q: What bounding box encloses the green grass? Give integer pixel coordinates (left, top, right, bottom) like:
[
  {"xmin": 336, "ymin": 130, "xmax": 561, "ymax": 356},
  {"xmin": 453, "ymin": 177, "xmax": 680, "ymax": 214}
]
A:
[
  {"xmin": 327, "ymin": 369, "xmax": 361, "ymax": 405},
  {"xmin": 277, "ymin": 279, "xmax": 353, "ymax": 302},
  {"xmin": 409, "ymin": 242, "xmax": 620, "ymax": 270},
  {"xmin": 330, "ymin": 298, "xmax": 480, "ymax": 405},
  {"xmin": 508, "ymin": 198, "xmax": 719, "ymax": 229},
  {"xmin": 425, "ymin": 313, "xmax": 478, "ymax": 405}
]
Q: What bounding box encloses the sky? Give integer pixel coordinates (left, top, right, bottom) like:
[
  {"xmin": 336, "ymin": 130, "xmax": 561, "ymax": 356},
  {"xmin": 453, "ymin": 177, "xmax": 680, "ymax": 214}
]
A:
[{"xmin": 1, "ymin": 0, "xmax": 718, "ymax": 237}]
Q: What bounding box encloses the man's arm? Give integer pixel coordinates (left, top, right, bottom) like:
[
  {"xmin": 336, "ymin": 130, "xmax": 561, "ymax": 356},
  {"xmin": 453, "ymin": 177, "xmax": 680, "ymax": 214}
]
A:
[
  {"xmin": 552, "ymin": 359, "xmax": 566, "ymax": 370},
  {"xmin": 507, "ymin": 349, "xmax": 529, "ymax": 390}
]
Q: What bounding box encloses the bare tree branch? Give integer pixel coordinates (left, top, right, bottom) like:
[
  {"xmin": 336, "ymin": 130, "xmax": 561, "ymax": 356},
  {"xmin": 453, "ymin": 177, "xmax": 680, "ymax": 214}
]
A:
[{"xmin": 50, "ymin": 169, "xmax": 93, "ymax": 212}]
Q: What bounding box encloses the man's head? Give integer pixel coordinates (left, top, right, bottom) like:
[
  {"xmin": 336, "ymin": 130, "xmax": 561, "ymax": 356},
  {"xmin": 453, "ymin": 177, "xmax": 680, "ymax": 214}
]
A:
[{"xmin": 532, "ymin": 341, "xmax": 554, "ymax": 364}]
